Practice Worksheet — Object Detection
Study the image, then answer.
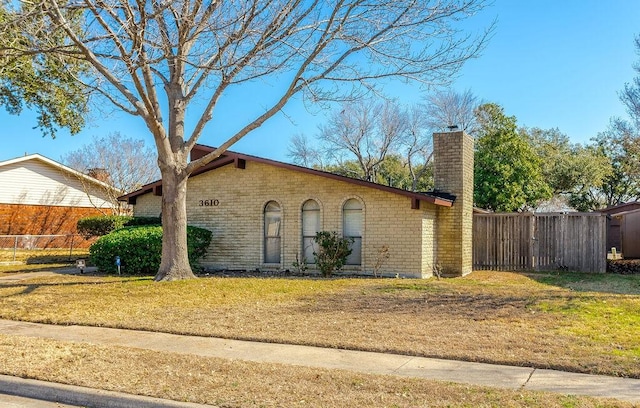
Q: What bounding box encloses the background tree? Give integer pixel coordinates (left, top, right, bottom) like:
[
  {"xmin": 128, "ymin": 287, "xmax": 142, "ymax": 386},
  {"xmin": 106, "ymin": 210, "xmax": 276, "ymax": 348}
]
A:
[
  {"xmin": 287, "ymin": 133, "xmax": 325, "ymax": 169},
  {"xmin": 400, "ymin": 104, "xmax": 434, "ymax": 191},
  {"xmin": 2, "ymin": 0, "xmax": 491, "ymax": 281},
  {"xmin": 0, "ymin": 4, "xmax": 87, "ymax": 137},
  {"xmin": 318, "ymin": 100, "xmax": 407, "ymax": 181},
  {"xmin": 289, "ymin": 101, "xmax": 435, "ymax": 191},
  {"xmin": 423, "ymin": 88, "xmax": 481, "ymax": 135},
  {"xmin": 62, "ymin": 132, "xmax": 160, "ymax": 211},
  {"xmin": 586, "ymin": 119, "xmax": 640, "ymax": 209},
  {"xmin": 474, "ymin": 103, "xmax": 552, "ymax": 211},
  {"xmin": 620, "ymin": 34, "xmax": 640, "ymax": 126},
  {"xmin": 522, "ymin": 127, "xmax": 611, "ymax": 211}
]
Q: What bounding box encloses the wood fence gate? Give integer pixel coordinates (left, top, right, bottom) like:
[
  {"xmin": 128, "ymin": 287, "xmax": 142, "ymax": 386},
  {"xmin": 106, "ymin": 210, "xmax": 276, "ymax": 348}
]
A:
[{"xmin": 473, "ymin": 213, "xmax": 607, "ymax": 273}]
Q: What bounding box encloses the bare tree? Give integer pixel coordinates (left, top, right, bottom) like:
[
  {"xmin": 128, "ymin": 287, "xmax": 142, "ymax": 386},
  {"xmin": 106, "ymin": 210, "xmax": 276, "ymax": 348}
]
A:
[
  {"xmin": 2, "ymin": 0, "xmax": 492, "ymax": 280},
  {"xmin": 401, "ymin": 105, "xmax": 433, "ymax": 191},
  {"xmin": 287, "ymin": 133, "xmax": 325, "ymax": 169},
  {"xmin": 300, "ymin": 101, "xmax": 434, "ymax": 191},
  {"xmin": 61, "ymin": 132, "xmax": 159, "ymax": 211},
  {"xmin": 423, "ymin": 88, "xmax": 481, "ymax": 135},
  {"xmin": 318, "ymin": 100, "xmax": 407, "ymax": 181}
]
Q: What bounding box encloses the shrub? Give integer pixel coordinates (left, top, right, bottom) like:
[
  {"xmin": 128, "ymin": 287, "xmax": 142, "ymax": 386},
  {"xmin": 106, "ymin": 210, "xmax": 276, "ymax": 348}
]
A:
[
  {"xmin": 313, "ymin": 231, "xmax": 353, "ymax": 277},
  {"xmin": 125, "ymin": 216, "xmax": 162, "ymax": 226},
  {"xmin": 77, "ymin": 215, "xmax": 133, "ymax": 237},
  {"xmin": 77, "ymin": 216, "xmax": 162, "ymax": 237},
  {"xmin": 89, "ymin": 225, "xmax": 212, "ymax": 275}
]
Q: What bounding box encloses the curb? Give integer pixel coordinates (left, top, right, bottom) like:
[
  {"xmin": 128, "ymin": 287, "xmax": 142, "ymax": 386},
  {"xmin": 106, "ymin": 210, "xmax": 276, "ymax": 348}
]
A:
[{"xmin": 0, "ymin": 374, "xmax": 215, "ymax": 408}]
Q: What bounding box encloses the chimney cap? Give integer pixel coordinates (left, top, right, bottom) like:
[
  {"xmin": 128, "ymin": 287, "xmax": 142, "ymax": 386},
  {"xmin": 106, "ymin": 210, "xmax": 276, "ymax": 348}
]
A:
[{"xmin": 447, "ymin": 125, "xmax": 459, "ymax": 131}]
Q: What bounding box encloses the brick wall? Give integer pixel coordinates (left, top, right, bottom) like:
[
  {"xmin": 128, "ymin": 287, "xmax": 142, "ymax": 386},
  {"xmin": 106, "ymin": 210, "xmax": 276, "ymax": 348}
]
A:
[
  {"xmin": 0, "ymin": 203, "xmax": 106, "ymax": 236},
  {"xmin": 134, "ymin": 162, "xmax": 440, "ymax": 278},
  {"xmin": 433, "ymin": 131, "xmax": 474, "ymax": 276}
]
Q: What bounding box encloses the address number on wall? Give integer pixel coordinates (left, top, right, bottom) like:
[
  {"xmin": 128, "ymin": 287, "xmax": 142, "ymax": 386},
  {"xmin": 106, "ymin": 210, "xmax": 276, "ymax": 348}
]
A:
[{"xmin": 199, "ymin": 199, "xmax": 220, "ymax": 207}]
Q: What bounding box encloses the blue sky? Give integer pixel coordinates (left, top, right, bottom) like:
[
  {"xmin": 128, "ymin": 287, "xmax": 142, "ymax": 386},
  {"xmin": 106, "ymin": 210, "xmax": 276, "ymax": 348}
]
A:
[{"xmin": 1, "ymin": 0, "xmax": 639, "ymax": 164}]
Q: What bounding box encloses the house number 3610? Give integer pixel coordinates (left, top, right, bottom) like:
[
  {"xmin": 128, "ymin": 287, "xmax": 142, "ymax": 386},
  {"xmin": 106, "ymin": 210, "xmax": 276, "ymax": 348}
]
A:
[{"xmin": 199, "ymin": 199, "xmax": 220, "ymax": 206}]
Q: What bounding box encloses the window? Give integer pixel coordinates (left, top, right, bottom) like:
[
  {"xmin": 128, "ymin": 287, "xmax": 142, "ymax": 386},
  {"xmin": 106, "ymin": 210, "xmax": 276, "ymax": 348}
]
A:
[
  {"xmin": 264, "ymin": 201, "xmax": 281, "ymax": 264},
  {"xmin": 343, "ymin": 198, "xmax": 362, "ymax": 265},
  {"xmin": 302, "ymin": 200, "xmax": 321, "ymax": 263}
]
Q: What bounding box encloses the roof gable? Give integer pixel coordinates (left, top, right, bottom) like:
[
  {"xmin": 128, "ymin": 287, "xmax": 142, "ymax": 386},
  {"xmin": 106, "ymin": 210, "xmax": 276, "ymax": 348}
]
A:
[
  {"xmin": 0, "ymin": 154, "xmax": 116, "ymax": 191},
  {"xmin": 120, "ymin": 145, "xmax": 454, "ymax": 209},
  {"xmin": 0, "ymin": 154, "xmax": 119, "ymax": 207}
]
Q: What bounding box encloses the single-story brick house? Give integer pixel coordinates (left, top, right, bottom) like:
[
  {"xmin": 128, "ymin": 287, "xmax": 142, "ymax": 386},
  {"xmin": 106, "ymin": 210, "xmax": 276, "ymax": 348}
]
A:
[
  {"xmin": 120, "ymin": 131, "xmax": 474, "ymax": 278},
  {"xmin": 0, "ymin": 154, "xmax": 118, "ymax": 237}
]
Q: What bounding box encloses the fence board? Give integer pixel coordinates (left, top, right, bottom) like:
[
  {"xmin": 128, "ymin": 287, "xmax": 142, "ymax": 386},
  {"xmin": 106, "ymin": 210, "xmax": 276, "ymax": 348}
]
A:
[{"xmin": 473, "ymin": 213, "xmax": 607, "ymax": 273}]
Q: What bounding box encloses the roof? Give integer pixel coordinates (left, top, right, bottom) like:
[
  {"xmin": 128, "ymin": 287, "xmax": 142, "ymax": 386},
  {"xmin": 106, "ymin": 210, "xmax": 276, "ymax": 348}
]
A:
[
  {"xmin": 0, "ymin": 154, "xmax": 118, "ymax": 192},
  {"xmin": 610, "ymin": 207, "xmax": 640, "ymax": 218},
  {"xmin": 119, "ymin": 145, "xmax": 455, "ymax": 208},
  {"xmin": 600, "ymin": 201, "xmax": 640, "ymax": 215}
]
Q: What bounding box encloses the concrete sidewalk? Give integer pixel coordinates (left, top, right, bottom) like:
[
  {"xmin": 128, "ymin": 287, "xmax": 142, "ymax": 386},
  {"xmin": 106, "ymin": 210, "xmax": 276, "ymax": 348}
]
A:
[{"xmin": 0, "ymin": 319, "xmax": 639, "ymax": 407}]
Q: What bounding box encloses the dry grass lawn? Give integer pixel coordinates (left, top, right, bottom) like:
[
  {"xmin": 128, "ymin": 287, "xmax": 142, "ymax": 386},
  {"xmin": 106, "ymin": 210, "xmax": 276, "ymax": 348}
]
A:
[
  {"xmin": 0, "ymin": 248, "xmax": 89, "ymax": 265},
  {"xmin": 0, "ymin": 334, "xmax": 632, "ymax": 408},
  {"xmin": 0, "ymin": 269, "xmax": 638, "ymax": 406}
]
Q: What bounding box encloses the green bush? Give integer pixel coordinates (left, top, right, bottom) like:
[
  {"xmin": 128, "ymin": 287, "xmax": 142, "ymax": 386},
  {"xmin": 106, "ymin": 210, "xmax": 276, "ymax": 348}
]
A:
[
  {"xmin": 77, "ymin": 215, "xmax": 133, "ymax": 237},
  {"xmin": 313, "ymin": 231, "xmax": 353, "ymax": 277},
  {"xmin": 77, "ymin": 215, "xmax": 162, "ymax": 237},
  {"xmin": 125, "ymin": 216, "xmax": 162, "ymax": 226},
  {"xmin": 89, "ymin": 225, "xmax": 212, "ymax": 275}
]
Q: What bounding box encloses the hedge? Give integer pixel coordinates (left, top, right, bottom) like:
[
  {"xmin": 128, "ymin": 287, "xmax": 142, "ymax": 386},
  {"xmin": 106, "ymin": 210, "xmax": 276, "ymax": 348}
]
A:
[
  {"xmin": 77, "ymin": 215, "xmax": 162, "ymax": 237},
  {"xmin": 89, "ymin": 225, "xmax": 212, "ymax": 275}
]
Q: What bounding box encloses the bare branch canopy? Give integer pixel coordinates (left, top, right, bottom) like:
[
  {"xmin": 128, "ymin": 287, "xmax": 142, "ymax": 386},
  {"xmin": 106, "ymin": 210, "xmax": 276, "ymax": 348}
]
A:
[{"xmin": 1, "ymin": 0, "xmax": 492, "ymax": 280}]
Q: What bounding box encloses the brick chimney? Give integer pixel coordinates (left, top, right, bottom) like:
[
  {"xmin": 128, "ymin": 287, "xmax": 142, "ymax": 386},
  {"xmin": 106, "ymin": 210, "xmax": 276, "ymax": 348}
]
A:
[
  {"xmin": 433, "ymin": 130, "xmax": 474, "ymax": 276},
  {"xmin": 87, "ymin": 168, "xmax": 112, "ymax": 184}
]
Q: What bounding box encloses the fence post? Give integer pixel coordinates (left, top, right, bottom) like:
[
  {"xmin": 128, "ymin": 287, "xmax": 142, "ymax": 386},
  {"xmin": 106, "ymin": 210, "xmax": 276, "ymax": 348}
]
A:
[
  {"xmin": 68, "ymin": 234, "xmax": 74, "ymax": 260},
  {"xmin": 13, "ymin": 236, "xmax": 18, "ymax": 262},
  {"xmin": 529, "ymin": 214, "xmax": 535, "ymax": 271}
]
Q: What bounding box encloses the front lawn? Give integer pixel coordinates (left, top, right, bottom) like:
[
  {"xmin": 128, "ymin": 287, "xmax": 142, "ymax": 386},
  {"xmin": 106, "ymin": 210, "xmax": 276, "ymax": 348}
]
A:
[{"xmin": 0, "ymin": 271, "xmax": 638, "ymax": 379}]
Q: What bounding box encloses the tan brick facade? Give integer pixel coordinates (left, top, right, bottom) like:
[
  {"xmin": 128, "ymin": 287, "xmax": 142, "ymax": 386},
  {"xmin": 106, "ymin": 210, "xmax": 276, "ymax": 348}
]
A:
[
  {"xmin": 433, "ymin": 131, "xmax": 474, "ymax": 276},
  {"xmin": 131, "ymin": 133, "xmax": 474, "ymax": 278},
  {"xmin": 134, "ymin": 161, "xmax": 443, "ymax": 278}
]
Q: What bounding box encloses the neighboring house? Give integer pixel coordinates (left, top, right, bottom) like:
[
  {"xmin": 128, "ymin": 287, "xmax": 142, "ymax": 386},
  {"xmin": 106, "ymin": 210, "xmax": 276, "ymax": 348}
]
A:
[
  {"xmin": 0, "ymin": 154, "xmax": 119, "ymax": 236},
  {"xmin": 600, "ymin": 201, "xmax": 640, "ymax": 255},
  {"xmin": 611, "ymin": 209, "xmax": 640, "ymax": 258},
  {"xmin": 121, "ymin": 131, "xmax": 474, "ymax": 278}
]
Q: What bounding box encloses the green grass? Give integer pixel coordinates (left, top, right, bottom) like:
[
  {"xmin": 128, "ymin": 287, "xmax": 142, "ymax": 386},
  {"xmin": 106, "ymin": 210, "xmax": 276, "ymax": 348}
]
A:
[{"xmin": 530, "ymin": 271, "xmax": 640, "ymax": 295}]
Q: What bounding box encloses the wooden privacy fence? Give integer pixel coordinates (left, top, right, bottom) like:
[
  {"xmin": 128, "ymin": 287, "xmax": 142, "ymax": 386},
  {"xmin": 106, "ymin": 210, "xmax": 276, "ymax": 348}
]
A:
[{"xmin": 473, "ymin": 213, "xmax": 607, "ymax": 273}]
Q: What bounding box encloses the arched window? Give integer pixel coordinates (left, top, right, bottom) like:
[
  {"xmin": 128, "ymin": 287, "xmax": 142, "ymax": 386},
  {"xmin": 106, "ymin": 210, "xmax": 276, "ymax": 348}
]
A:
[
  {"xmin": 302, "ymin": 200, "xmax": 321, "ymax": 263},
  {"xmin": 343, "ymin": 198, "xmax": 362, "ymax": 265},
  {"xmin": 264, "ymin": 201, "xmax": 281, "ymax": 264}
]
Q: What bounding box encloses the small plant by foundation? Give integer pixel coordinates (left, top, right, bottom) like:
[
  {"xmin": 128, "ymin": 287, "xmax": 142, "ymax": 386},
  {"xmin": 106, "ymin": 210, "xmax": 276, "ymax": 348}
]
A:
[
  {"xmin": 292, "ymin": 254, "xmax": 308, "ymax": 274},
  {"xmin": 372, "ymin": 245, "xmax": 390, "ymax": 278},
  {"xmin": 433, "ymin": 263, "xmax": 442, "ymax": 280},
  {"xmin": 313, "ymin": 231, "xmax": 353, "ymax": 277}
]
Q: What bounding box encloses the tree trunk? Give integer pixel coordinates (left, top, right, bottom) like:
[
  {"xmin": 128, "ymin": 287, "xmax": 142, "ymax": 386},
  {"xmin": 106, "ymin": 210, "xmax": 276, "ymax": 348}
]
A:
[{"xmin": 154, "ymin": 168, "xmax": 196, "ymax": 281}]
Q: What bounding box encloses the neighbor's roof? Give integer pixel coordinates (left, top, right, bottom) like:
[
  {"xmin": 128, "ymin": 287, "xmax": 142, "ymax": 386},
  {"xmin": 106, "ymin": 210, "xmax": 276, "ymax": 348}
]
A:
[
  {"xmin": 0, "ymin": 153, "xmax": 119, "ymax": 192},
  {"xmin": 600, "ymin": 201, "xmax": 640, "ymax": 215},
  {"xmin": 119, "ymin": 145, "xmax": 455, "ymax": 208},
  {"xmin": 609, "ymin": 207, "xmax": 640, "ymax": 218}
]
